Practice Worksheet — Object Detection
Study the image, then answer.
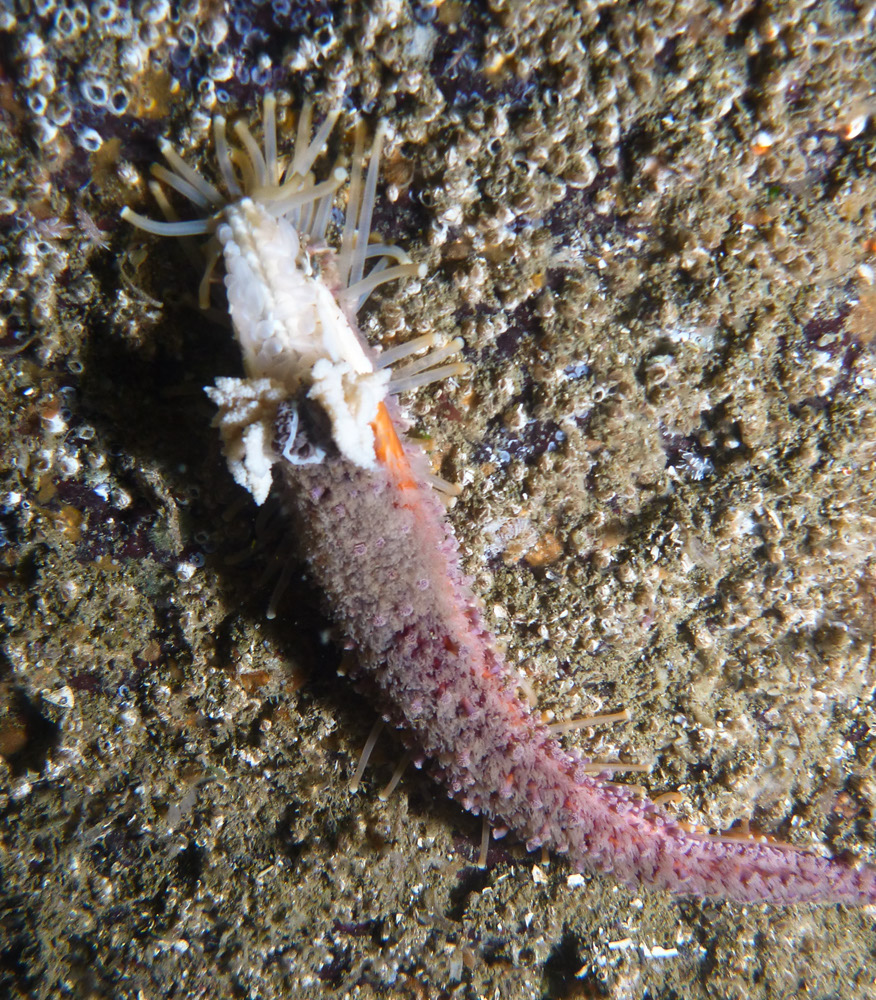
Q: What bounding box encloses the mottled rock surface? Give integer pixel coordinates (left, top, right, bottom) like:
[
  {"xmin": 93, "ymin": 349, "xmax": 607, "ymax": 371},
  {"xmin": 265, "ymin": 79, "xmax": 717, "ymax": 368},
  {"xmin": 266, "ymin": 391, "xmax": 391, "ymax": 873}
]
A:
[{"xmin": 1, "ymin": 2, "xmax": 876, "ymax": 998}]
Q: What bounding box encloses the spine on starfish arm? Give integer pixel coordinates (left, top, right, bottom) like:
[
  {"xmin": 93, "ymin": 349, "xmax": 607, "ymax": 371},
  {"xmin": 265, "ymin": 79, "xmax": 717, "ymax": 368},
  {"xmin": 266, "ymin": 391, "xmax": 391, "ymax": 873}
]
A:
[{"xmin": 122, "ymin": 94, "xmax": 876, "ymax": 907}]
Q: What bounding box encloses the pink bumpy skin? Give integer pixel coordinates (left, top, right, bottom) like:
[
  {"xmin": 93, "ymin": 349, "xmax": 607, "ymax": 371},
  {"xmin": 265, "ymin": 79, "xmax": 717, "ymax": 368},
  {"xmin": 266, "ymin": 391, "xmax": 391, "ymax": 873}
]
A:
[{"xmin": 280, "ymin": 438, "xmax": 876, "ymax": 906}]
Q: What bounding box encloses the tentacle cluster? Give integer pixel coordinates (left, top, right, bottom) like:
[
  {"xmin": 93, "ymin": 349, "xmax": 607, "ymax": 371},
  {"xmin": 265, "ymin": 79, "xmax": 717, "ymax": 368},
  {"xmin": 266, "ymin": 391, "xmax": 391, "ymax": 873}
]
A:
[
  {"xmin": 122, "ymin": 94, "xmax": 467, "ymax": 490},
  {"xmin": 121, "ymin": 94, "xmax": 428, "ymax": 318}
]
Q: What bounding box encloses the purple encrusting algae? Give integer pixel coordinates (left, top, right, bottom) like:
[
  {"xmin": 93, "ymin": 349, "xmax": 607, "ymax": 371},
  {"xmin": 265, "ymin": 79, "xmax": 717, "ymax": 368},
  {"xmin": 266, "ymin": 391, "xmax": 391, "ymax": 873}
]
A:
[{"xmin": 280, "ymin": 433, "xmax": 876, "ymax": 907}]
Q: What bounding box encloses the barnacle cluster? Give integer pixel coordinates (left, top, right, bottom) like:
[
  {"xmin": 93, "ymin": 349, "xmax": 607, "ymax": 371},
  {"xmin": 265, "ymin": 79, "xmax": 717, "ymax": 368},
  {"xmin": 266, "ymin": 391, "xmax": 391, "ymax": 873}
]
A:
[{"xmin": 5, "ymin": 1, "xmax": 376, "ymax": 168}]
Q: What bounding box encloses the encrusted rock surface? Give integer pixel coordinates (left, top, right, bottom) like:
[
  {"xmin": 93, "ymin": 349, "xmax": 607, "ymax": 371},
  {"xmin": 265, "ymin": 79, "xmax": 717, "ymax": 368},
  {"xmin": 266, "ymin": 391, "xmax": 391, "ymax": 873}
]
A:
[{"xmin": 1, "ymin": 2, "xmax": 875, "ymax": 997}]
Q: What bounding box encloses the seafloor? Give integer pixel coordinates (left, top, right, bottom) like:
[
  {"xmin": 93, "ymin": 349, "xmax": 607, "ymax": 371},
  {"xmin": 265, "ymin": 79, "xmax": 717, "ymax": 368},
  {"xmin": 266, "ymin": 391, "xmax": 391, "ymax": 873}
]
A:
[{"xmin": 2, "ymin": 1, "xmax": 876, "ymax": 998}]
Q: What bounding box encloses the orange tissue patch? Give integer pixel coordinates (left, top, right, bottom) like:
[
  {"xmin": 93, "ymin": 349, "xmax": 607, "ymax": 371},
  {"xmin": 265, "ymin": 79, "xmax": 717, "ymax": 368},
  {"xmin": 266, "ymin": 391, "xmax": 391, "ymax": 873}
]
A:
[{"xmin": 372, "ymin": 401, "xmax": 415, "ymax": 490}]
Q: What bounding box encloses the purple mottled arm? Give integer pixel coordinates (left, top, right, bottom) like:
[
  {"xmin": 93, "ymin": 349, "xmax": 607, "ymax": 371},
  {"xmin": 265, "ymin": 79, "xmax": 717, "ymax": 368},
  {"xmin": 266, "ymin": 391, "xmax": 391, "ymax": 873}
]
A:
[{"xmin": 278, "ymin": 444, "xmax": 876, "ymax": 907}]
